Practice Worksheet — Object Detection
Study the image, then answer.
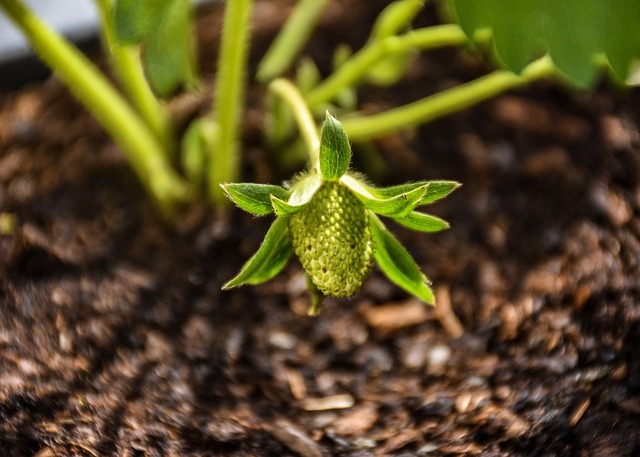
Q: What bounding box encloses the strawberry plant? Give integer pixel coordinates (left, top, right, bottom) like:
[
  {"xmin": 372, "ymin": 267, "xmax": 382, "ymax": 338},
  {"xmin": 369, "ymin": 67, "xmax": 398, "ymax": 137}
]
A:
[
  {"xmin": 2, "ymin": 0, "xmax": 639, "ymax": 308},
  {"xmin": 449, "ymin": 0, "xmax": 640, "ymax": 87}
]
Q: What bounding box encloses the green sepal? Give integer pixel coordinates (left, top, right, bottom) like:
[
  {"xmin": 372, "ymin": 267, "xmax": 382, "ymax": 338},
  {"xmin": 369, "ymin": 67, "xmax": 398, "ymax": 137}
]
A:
[
  {"xmin": 371, "ymin": 180, "xmax": 461, "ymax": 206},
  {"xmin": 271, "ymin": 195, "xmax": 308, "ymax": 216},
  {"xmin": 320, "ymin": 114, "xmax": 351, "ymax": 181},
  {"xmin": 288, "ymin": 173, "xmax": 322, "ymax": 206},
  {"xmin": 341, "ymin": 175, "xmax": 427, "ymax": 217},
  {"xmin": 222, "ymin": 183, "xmax": 290, "ymax": 216},
  {"xmin": 222, "ymin": 217, "xmax": 292, "ymax": 289},
  {"xmin": 369, "ymin": 213, "xmax": 435, "ymax": 304},
  {"xmin": 393, "ymin": 211, "xmax": 449, "ymax": 232}
]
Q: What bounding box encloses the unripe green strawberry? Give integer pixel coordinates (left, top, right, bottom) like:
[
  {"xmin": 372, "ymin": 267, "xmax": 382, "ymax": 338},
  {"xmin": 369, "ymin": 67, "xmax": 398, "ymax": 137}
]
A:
[{"xmin": 289, "ymin": 181, "xmax": 374, "ymax": 297}]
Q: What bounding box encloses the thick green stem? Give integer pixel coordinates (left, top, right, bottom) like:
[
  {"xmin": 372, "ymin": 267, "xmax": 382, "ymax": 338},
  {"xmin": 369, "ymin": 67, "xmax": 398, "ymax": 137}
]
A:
[
  {"xmin": 269, "ymin": 78, "xmax": 321, "ymax": 172},
  {"xmin": 342, "ymin": 56, "xmax": 556, "ymax": 141},
  {"xmin": 94, "ymin": 0, "xmax": 174, "ymax": 153},
  {"xmin": 210, "ymin": 0, "xmax": 254, "ymax": 205},
  {"xmin": 0, "ymin": 0, "xmax": 189, "ymax": 212},
  {"xmin": 257, "ymin": 0, "xmax": 331, "ymax": 83},
  {"xmin": 305, "ymin": 24, "xmax": 467, "ymax": 109}
]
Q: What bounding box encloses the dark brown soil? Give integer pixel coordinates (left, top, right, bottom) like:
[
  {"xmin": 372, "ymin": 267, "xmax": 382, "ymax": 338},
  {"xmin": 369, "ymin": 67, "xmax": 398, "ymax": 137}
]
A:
[{"xmin": 2, "ymin": 1, "xmax": 640, "ymax": 456}]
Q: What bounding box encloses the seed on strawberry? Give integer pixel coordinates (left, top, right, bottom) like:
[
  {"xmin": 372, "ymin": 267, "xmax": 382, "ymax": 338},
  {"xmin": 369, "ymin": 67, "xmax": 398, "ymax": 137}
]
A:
[{"xmin": 288, "ymin": 180, "xmax": 373, "ymax": 297}]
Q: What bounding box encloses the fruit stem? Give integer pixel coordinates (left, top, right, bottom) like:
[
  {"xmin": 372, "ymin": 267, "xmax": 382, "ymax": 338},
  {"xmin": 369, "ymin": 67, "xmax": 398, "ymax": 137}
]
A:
[
  {"xmin": 305, "ymin": 24, "xmax": 467, "ymax": 109},
  {"xmin": 269, "ymin": 78, "xmax": 321, "ymax": 173},
  {"xmin": 342, "ymin": 56, "xmax": 556, "ymax": 141}
]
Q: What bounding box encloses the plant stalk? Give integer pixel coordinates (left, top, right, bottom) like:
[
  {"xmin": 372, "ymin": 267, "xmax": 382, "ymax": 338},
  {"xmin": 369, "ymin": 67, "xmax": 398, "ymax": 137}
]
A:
[
  {"xmin": 256, "ymin": 0, "xmax": 331, "ymax": 83},
  {"xmin": 342, "ymin": 56, "xmax": 556, "ymax": 141},
  {"xmin": 269, "ymin": 78, "xmax": 321, "ymax": 172},
  {"xmin": 94, "ymin": 0, "xmax": 174, "ymax": 153},
  {"xmin": 0, "ymin": 0, "xmax": 189, "ymax": 212},
  {"xmin": 210, "ymin": 0, "xmax": 254, "ymax": 205},
  {"xmin": 305, "ymin": 24, "xmax": 467, "ymax": 109}
]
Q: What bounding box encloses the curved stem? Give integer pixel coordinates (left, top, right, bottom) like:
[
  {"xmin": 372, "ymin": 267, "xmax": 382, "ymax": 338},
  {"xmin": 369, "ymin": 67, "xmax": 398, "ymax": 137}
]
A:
[
  {"xmin": 94, "ymin": 0, "xmax": 174, "ymax": 153},
  {"xmin": 257, "ymin": 0, "xmax": 330, "ymax": 83},
  {"xmin": 305, "ymin": 24, "xmax": 467, "ymax": 109},
  {"xmin": 269, "ymin": 79, "xmax": 321, "ymax": 173},
  {"xmin": 0, "ymin": 0, "xmax": 189, "ymax": 213},
  {"xmin": 342, "ymin": 56, "xmax": 556, "ymax": 141},
  {"xmin": 210, "ymin": 0, "xmax": 254, "ymax": 205}
]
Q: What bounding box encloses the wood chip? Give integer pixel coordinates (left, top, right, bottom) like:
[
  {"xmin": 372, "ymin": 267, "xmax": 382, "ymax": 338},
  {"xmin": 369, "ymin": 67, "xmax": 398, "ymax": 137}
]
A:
[
  {"xmin": 569, "ymin": 398, "xmax": 591, "ymax": 426},
  {"xmin": 331, "ymin": 403, "xmax": 378, "ymax": 435},
  {"xmin": 378, "ymin": 429, "xmax": 421, "ymax": 454},
  {"xmin": 270, "ymin": 419, "xmax": 324, "ymax": 457},
  {"xmin": 301, "ymin": 394, "xmax": 355, "ymax": 411},
  {"xmin": 286, "ymin": 368, "xmax": 308, "ymax": 400},
  {"xmin": 521, "ymin": 147, "xmax": 572, "ymax": 177},
  {"xmin": 473, "ymin": 403, "xmax": 530, "ymax": 438},
  {"xmin": 360, "ymin": 299, "xmax": 429, "ymax": 335},
  {"xmin": 34, "ymin": 447, "xmax": 56, "ymax": 457},
  {"xmin": 435, "ymin": 286, "xmax": 464, "ymax": 338}
]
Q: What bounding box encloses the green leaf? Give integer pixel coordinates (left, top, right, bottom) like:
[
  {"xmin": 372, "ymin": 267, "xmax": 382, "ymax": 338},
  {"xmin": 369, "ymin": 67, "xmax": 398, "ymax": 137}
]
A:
[
  {"xmin": 371, "ymin": 180, "xmax": 461, "ymax": 205},
  {"xmin": 222, "ymin": 183, "xmax": 290, "ymax": 216},
  {"xmin": 271, "ymin": 195, "xmax": 308, "ymax": 216},
  {"xmin": 602, "ymin": 0, "xmax": 640, "ymax": 83},
  {"xmin": 144, "ymin": 0, "xmax": 194, "ymax": 95},
  {"xmin": 543, "ymin": 0, "xmax": 602, "ymax": 87},
  {"xmin": 222, "ymin": 217, "xmax": 292, "ymax": 289},
  {"xmin": 341, "ymin": 175, "xmax": 427, "ymax": 217},
  {"xmin": 393, "ymin": 211, "xmax": 449, "ymax": 232},
  {"xmin": 113, "ymin": 0, "xmax": 194, "ymax": 95},
  {"xmin": 451, "ymin": 0, "xmax": 640, "ymax": 87},
  {"xmin": 113, "ymin": 0, "xmax": 162, "ymax": 44},
  {"xmin": 369, "ymin": 214, "xmax": 435, "ymax": 304},
  {"xmin": 418, "ymin": 180, "xmax": 461, "ymax": 205},
  {"xmin": 320, "ymin": 114, "xmax": 351, "ymax": 181}
]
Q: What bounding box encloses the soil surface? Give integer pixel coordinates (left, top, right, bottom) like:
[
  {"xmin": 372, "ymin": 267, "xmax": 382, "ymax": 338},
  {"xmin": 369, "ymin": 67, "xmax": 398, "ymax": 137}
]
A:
[{"xmin": 2, "ymin": 1, "xmax": 640, "ymax": 456}]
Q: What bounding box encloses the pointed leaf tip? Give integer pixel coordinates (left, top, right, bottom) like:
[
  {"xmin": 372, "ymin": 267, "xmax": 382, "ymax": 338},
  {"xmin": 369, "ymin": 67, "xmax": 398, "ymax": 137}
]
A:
[
  {"xmin": 222, "ymin": 217, "xmax": 293, "ymax": 289},
  {"xmin": 222, "ymin": 183, "xmax": 290, "ymax": 216},
  {"xmin": 369, "ymin": 213, "xmax": 435, "ymax": 304},
  {"xmin": 393, "ymin": 211, "xmax": 450, "ymax": 233},
  {"xmin": 369, "ymin": 180, "xmax": 461, "ymax": 206},
  {"xmin": 320, "ymin": 113, "xmax": 351, "ymax": 181}
]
